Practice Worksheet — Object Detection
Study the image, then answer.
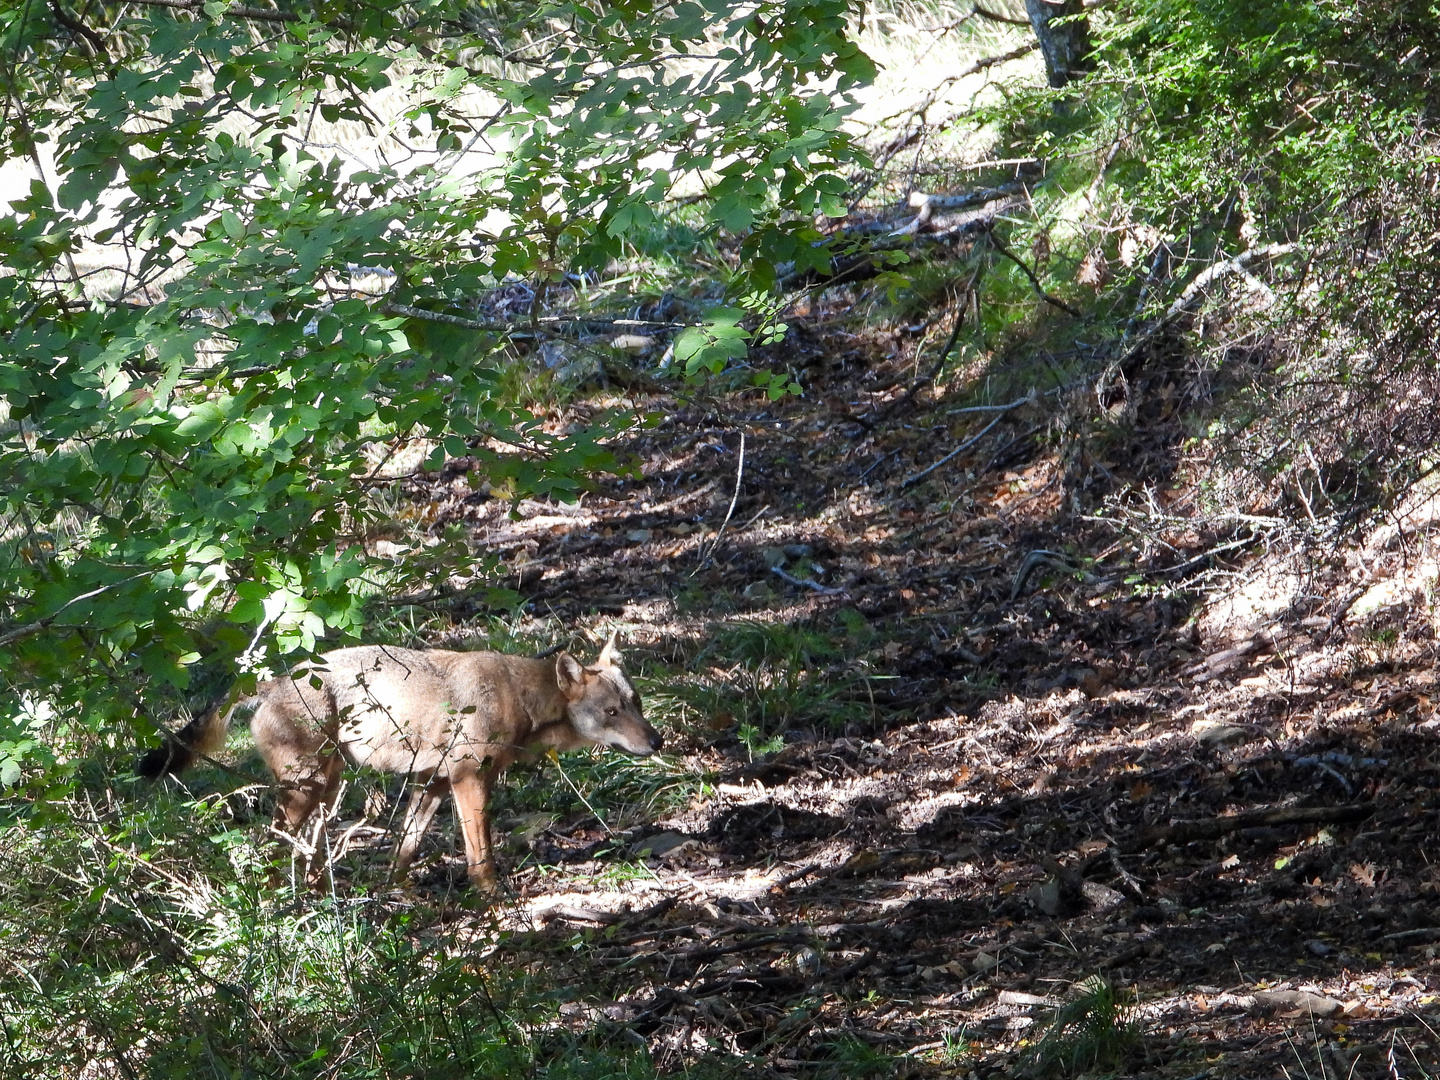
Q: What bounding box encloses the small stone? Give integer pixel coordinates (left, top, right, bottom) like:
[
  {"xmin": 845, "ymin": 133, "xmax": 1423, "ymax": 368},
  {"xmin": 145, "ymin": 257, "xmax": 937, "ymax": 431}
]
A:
[
  {"xmin": 789, "ymin": 946, "xmax": 824, "ymax": 977},
  {"xmin": 970, "ymin": 951, "xmax": 1000, "ymax": 974}
]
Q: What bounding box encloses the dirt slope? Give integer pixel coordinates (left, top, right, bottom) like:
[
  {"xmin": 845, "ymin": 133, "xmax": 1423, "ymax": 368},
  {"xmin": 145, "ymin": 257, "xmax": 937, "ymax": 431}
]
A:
[{"xmin": 380, "ymin": 319, "xmax": 1440, "ymax": 1078}]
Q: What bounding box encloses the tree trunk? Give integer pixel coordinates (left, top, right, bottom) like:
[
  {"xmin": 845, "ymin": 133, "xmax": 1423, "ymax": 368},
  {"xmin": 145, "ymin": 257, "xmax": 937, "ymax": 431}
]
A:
[{"xmin": 1024, "ymin": 0, "xmax": 1092, "ymax": 88}]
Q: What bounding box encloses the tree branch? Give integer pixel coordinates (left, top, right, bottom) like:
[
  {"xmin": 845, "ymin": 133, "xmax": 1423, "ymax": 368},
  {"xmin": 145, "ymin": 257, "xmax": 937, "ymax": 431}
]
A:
[
  {"xmin": 48, "ymin": 0, "xmax": 108, "ymax": 58},
  {"xmin": 1163, "ymin": 242, "xmax": 1300, "ymax": 320},
  {"xmin": 0, "ymin": 572, "xmax": 155, "ymax": 649}
]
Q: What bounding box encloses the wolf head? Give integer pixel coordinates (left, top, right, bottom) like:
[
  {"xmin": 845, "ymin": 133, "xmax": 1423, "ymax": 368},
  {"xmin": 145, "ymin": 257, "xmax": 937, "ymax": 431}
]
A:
[{"xmin": 555, "ymin": 632, "xmax": 663, "ymax": 756}]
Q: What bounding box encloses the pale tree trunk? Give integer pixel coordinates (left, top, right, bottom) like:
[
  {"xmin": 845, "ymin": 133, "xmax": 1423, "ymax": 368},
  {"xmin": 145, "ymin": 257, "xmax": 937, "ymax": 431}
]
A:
[{"xmin": 1024, "ymin": 0, "xmax": 1092, "ymax": 88}]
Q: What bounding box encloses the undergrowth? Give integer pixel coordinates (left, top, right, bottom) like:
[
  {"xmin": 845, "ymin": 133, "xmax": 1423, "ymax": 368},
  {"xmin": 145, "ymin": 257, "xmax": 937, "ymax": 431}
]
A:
[
  {"xmin": 1022, "ymin": 975, "xmax": 1143, "ymax": 1077},
  {"xmin": 645, "ymin": 617, "xmax": 878, "ymax": 747},
  {"xmin": 0, "ymin": 791, "xmax": 742, "ymax": 1080}
]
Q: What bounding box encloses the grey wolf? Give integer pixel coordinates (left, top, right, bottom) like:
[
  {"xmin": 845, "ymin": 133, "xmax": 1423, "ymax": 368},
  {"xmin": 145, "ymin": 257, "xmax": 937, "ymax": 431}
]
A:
[{"xmin": 140, "ymin": 634, "xmax": 661, "ymax": 889}]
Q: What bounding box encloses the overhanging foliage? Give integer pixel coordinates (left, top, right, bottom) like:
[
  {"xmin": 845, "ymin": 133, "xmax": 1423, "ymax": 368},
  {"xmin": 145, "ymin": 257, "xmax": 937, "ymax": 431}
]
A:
[{"xmin": 0, "ymin": 0, "xmax": 873, "ymax": 778}]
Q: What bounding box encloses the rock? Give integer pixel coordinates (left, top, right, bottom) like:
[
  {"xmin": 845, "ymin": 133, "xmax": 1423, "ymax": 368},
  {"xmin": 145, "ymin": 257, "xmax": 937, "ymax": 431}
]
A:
[
  {"xmin": 1082, "ymin": 881, "xmax": 1127, "ymax": 911},
  {"xmin": 1192, "ymin": 719, "xmax": 1258, "ymax": 746},
  {"xmin": 788, "ymin": 946, "xmax": 824, "ymax": 977},
  {"xmin": 1249, "ymin": 989, "xmax": 1343, "ymax": 1018},
  {"xmin": 970, "ymin": 951, "xmax": 1001, "ymax": 974},
  {"xmin": 1029, "ymin": 859, "xmax": 1086, "ymax": 916},
  {"xmin": 920, "ymin": 960, "xmax": 966, "ymax": 982},
  {"xmin": 609, "ymin": 334, "xmax": 655, "ymax": 353},
  {"xmin": 629, "ymin": 830, "xmax": 696, "ymax": 858}
]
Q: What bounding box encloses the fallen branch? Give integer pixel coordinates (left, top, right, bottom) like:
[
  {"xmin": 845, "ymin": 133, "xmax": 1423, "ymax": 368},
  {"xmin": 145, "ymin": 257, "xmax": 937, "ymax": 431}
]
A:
[
  {"xmin": 383, "ymin": 301, "xmax": 691, "ymax": 333},
  {"xmin": 1381, "ymin": 927, "xmax": 1440, "ymax": 944},
  {"xmin": 901, "ymin": 400, "xmax": 1027, "ymax": 488},
  {"xmin": 668, "ymin": 931, "xmax": 814, "ymax": 965},
  {"xmin": 1123, "ymin": 803, "xmax": 1373, "ymax": 854},
  {"xmin": 895, "ymin": 180, "xmax": 1034, "ymax": 234},
  {"xmin": 1106, "ymin": 242, "xmax": 1303, "ymax": 376},
  {"xmin": 537, "ymin": 903, "xmax": 628, "ymax": 926},
  {"xmin": 769, "ymin": 863, "xmax": 823, "ymax": 892},
  {"xmin": 834, "ymin": 948, "xmax": 876, "ymax": 980},
  {"xmin": 779, "ymin": 190, "xmax": 1029, "ymax": 290}
]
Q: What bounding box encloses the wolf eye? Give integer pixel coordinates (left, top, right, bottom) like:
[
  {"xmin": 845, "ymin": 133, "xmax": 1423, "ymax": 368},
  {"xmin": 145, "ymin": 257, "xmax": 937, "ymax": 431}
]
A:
[{"xmin": 605, "ymin": 707, "xmax": 618, "ymax": 716}]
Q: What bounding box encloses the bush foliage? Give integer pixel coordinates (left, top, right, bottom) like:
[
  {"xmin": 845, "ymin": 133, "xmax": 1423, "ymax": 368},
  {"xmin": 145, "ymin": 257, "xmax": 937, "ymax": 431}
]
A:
[{"xmin": 0, "ymin": 0, "xmax": 873, "ymax": 781}]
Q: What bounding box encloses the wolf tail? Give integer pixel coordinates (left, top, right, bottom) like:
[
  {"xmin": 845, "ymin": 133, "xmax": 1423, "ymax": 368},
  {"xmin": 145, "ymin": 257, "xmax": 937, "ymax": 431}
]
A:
[{"xmin": 137, "ymin": 694, "xmax": 241, "ymax": 779}]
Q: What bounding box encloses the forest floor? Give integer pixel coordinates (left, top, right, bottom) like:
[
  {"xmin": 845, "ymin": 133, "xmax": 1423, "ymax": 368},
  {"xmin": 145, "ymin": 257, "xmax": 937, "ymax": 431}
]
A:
[{"xmin": 361, "ymin": 310, "xmax": 1440, "ymax": 1079}]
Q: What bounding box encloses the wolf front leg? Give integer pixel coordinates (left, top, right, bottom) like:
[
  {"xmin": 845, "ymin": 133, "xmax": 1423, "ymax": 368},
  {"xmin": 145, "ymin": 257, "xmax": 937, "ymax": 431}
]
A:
[{"xmin": 451, "ymin": 767, "xmax": 498, "ymax": 891}]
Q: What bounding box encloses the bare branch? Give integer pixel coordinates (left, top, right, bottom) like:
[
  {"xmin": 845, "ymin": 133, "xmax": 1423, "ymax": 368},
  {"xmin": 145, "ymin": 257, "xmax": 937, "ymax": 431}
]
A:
[
  {"xmin": 901, "ymin": 400, "xmax": 1028, "ymax": 488},
  {"xmin": 973, "ymin": 3, "xmax": 1031, "ymax": 26},
  {"xmin": 0, "ymin": 572, "xmax": 154, "ymax": 649},
  {"xmin": 1163, "ymin": 242, "xmax": 1301, "ymax": 320},
  {"xmin": 123, "ymin": 0, "xmax": 301, "ymax": 22}
]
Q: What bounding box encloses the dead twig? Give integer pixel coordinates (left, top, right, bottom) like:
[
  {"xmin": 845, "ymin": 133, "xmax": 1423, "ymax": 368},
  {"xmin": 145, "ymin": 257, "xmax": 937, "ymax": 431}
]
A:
[
  {"xmin": 770, "ymin": 566, "xmax": 847, "ymax": 596},
  {"xmin": 973, "ymin": 2, "xmax": 1031, "ymax": 25},
  {"xmin": 668, "ymin": 931, "xmax": 814, "ymax": 965},
  {"xmin": 0, "ymin": 570, "xmax": 155, "ymax": 648},
  {"xmin": 1108, "ymin": 846, "xmax": 1145, "ymax": 899},
  {"xmin": 873, "ymin": 268, "xmax": 982, "ymax": 422},
  {"xmin": 695, "ymin": 431, "xmax": 745, "ymax": 570},
  {"xmin": 986, "ymin": 231, "xmax": 1084, "ymax": 318}
]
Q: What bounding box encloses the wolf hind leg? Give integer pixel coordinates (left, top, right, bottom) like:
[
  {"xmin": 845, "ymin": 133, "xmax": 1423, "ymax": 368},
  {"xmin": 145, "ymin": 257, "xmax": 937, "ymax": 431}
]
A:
[
  {"xmin": 393, "ymin": 773, "xmax": 450, "ymax": 879},
  {"xmin": 267, "ymin": 749, "xmax": 343, "ymax": 887},
  {"xmin": 252, "ymin": 692, "xmax": 344, "ymax": 887}
]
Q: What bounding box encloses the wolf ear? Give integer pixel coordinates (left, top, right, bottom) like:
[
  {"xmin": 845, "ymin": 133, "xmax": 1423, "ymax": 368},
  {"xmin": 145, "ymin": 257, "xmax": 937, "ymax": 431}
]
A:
[
  {"xmin": 555, "ymin": 652, "xmax": 586, "ymax": 690},
  {"xmin": 597, "ymin": 628, "xmax": 621, "ymax": 667}
]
